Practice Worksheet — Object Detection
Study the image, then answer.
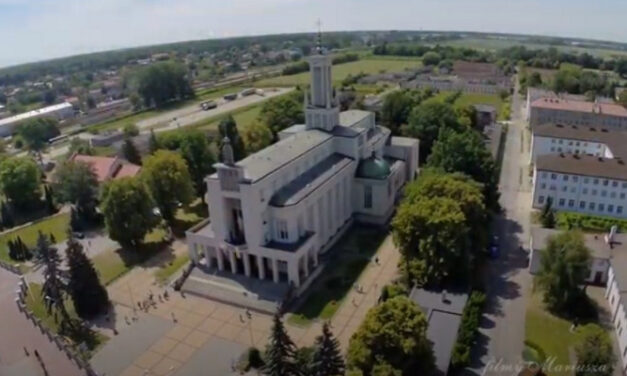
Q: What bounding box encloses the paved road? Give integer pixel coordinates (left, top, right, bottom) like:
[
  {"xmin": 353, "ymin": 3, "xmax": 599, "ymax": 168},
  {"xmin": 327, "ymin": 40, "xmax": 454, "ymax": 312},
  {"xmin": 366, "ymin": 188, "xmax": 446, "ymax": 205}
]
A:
[
  {"xmin": 0, "ymin": 268, "xmax": 82, "ymax": 376},
  {"xmin": 470, "ymin": 78, "xmax": 534, "ymax": 375},
  {"xmin": 136, "ymin": 87, "xmax": 293, "ymax": 131}
]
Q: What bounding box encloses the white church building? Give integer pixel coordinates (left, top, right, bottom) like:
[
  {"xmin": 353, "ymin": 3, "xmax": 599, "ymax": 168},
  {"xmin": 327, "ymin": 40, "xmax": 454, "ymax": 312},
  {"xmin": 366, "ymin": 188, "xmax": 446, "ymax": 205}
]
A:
[{"xmin": 186, "ymin": 43, "xmax": 419, "ymax": 293}]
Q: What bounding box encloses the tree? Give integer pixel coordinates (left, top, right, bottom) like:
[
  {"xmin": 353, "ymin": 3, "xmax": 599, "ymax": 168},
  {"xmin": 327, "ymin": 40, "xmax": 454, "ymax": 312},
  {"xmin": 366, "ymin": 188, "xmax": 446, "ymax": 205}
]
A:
[
  {"xmin": 141, "ymin": 150, "xmax": 194, "ymax": 222},
  {"xmin": 43, "ymin": 184, "xmax": 56, "ymax": 214},
  {"xmin": 403, "ymin": 99, "xmax": 462, "ymax": 161},
  {"xmin": 380, "ymin": 90, "xmax": 417, "ymax": 135},
  {"xmin": 618, "ymin": 90, "xmax": 627, "ymax": 108},
  {"xmin": 1, "ymin": 200, "xmax": 14, "ymax": 228},
  {"xmin": 67, "ymin": 138, "xmax": 93, "ymax": 155},
  {"xmin": 0, "ymin": 157, "xmax": 41, "ymax": 209},
  {"xmin": 122, "ymin": 137, "xmax": 142, "ymax": 165},
  {"xmin": 311, "ymin": 322, "xmax": 345, "ymax": 376},
  {"xmin": 53, "ymin": 160, "xmax": 99, "ymax": 216},
  {"xmin": 427, "ymin": 128, "xmax": 500, "ymax": 210},
  {"xmin": 218, "ymin": 115, "xmax": 246, "ymax": 162},
  {"xmin": 123, "ymin": 123, "xmax": 139, "ymax": 138},
  {"xmin": 262, "ymin": 312, "xmax": 300, "ymax": 376},
  {"xmin": 16, "ymin": 117, "xmax": 60, "ymax": 160},
  {"xmin": 615, "ymin": 58, "xmax": 627, "ymax": 77},
  {"xmin": 148, "ymin": 129, "xmax": 160, "ymax": 154},
  {"xmin": 540, "ymin": 197, "xmax": 556, "ymax": 228},
  {"xmin": 100, "ymin": 177, "xmax": 159, "ymax": 249},
  {"xmin": 528, "ymin": 71, "xmax": 543, "ymax": 87},
  {"xmin": 537, "ymin": 231, "xmax": 591, "ymax": 314},
  {"xmin": 65, "ymin": 232, "xmax": 109, "ymax": 318},
  {"xmin": 136, "ymin": 62, "xmax": 194, "ymax": 108},
  {"xmin": 346, "ymin": 296, "xmax": 434, "ymax": 375},
  {"xmin": 37, "ymin": 232, "xmax": 71, "ymax": 329},
  {"xmin": 575, "ymin": 324, "xmax": 615, "ymax": 376},
  {"xmin": 422, "ymin": 51, "xmax": 441, "ymax": 66},
  {"xmin": 177, "ymin": 131, "xmax": 215, "ymax": 198},
  {"xmin": 258, "ymin": 91, "xmax": 304, "ymax": 139},
  {"xmin": 241, "ymin": 121, "xmax": 273, "ymax": 153}
]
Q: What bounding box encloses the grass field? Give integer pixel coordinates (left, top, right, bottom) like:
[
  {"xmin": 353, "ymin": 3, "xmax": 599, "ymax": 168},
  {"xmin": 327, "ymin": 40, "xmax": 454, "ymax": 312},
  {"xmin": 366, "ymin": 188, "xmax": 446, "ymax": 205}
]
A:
[
  {"xmin": 0, "ymin": 212, "xmax": 70, "ymax": 266},
  {"xmin": 188, "ymin": 103, "xmax": 263, "ymax": 132},
  {"xmin": 25, "ymin": 283, "xmax": 108, "ymax": 356},
  {"xmin": 254, "ymin": 58, "xmax": 423, "ymax": 87},
  {"xmin": 433, "ymin": 91, "xmax": 509, "ymax": 120},
  {"xmin": 288, "ymin": 227, "xmax": 386, "ymax": 326}
]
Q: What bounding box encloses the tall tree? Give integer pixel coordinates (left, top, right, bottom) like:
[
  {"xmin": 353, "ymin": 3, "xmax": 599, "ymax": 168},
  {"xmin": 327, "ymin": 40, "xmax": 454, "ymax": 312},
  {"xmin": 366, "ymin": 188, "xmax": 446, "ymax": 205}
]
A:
[
  {"xmin": 177, "ymin": 131, "xmax": 215, "ymax": 198},
  {"xmin": 16, "ymin": 117, "xmax": 60, "ymax": 160},
  {"xmin": 346, "ymin": 296, "xmax": 434, "ymax": 375},
  {"xmin": 218, "ymin": 115, "xmax": 246, "ymax": 162},
  {"xmin": 148, "ymin": 129, "xmax": 160, "ymax": 154},
  {"xmin": 136, "ymin": 62, "xmax": 194, "ymax": 108},
  {"xmin": 65, "ymin": 232, "xmax": 110, "ymax": 318},
  {"xmin": 263, "ymin": 313, "xmax": 301, "ymax": 376},
  {"xmin": 37, "ymin": 232, "xmax": 71, "ymax": 329},
  {"xmin": 43, "ymin": 184, "xmax": 56, "ymax": 214},
  {"xmin": 380, "ymin": 90, "xmax": 417, "ymax": 135},
  {"xmin": 258, "ymin": 91, "xmax": 304, "ymax": 139},
  {"xmin": 241, "ymin": 121, "xmax": 274, "ymax": 153},
  {"xmin": 100, "ymin": 177, "xmax": 159, "ymax": 249},
  {"xmin": 122, "ymin": 137, "xmax": 142, "ymax": 165},
  {"xmin": 537, "ymin": 231, "xmax": 591, "ymax": 314},
  {"xmin": 142, "ymin": 150, "xmax": 194, "ymax": 222},
  {"xmin": 427, "ymin": 128, "xmax": 500, "ymax": 210},
  {"xmin": 0, "ymin": 157, "xmax": 41, "ymax": 210},
  {"xmin": 403, "ymin": 99, "xmax": 462, "ymax": 161},
  {"xmin": 575, "ymin": 324, "xmax": 615, "ymax": 376},
  {"xmin": 392, "ymin": 196, "xmax": 470, "ymax": 286},
  {"xmin": 53, "ymin": 160, "xmax": 99, "ymax": 217},
  {"xmin": 311, "ymin": 322, "xmax": 345, "ymax": 376},
  {"xmin": 540, "ymin": 196, "xmax": 556, "ymax": 228}
]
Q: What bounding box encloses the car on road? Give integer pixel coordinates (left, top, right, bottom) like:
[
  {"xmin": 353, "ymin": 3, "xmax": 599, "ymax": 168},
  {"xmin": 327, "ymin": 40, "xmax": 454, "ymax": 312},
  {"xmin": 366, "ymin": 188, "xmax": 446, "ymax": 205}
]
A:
[
  {"xmin": 223, "ymin": 93, "xmax": 237, "ymax": 101},
  {"xmin": 200, "ymin": 100, "xmax": 217, "ymax": 110}
]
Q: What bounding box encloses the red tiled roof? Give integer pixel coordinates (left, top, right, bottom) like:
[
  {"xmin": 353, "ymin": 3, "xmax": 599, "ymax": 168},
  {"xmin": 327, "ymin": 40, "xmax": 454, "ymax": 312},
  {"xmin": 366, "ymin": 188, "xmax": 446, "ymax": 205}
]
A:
[
  {"xmin": 69, "ymin": 154, "xmax": 140, "ymax": 182},
  {"xmin": 531, "ymin": 98, "xmax": 627, "ymax": 117},
  {"xmin": 116, "ymin": 163, "xmax": 141, "ymax": 179}
]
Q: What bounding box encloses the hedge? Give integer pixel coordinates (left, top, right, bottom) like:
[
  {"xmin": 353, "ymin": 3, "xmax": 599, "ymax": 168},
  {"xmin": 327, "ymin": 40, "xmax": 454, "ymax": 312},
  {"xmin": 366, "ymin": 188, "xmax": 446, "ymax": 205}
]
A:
[
  {"xmin": 450, "ymin": 291, "xmax": 486, "ymax": 369},
  {"xmin": 556, "ymin": 211, "xmax": 627, "ymax": 232}
]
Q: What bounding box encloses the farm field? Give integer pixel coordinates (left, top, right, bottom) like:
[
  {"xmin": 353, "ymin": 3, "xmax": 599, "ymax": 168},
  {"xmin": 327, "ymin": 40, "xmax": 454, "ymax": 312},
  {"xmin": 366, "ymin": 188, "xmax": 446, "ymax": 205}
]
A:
[{"xmin": 254, "ymin": 58, "xmax": 423, "ymax": 87}]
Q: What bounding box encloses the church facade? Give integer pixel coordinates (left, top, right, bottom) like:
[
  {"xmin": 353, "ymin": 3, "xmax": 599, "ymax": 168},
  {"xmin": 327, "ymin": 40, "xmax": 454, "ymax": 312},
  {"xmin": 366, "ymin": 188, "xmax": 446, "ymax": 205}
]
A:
[{"xmin": 186, "ymin": 46, "xmax": 419, "ymax": 292}]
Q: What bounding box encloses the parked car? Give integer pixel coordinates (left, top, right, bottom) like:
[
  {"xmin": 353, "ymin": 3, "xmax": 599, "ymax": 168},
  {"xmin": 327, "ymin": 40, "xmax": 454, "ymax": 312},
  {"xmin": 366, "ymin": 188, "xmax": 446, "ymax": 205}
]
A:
[{"xmin": 200, "ymin": 100, "xmax": 217, "ymax": 110}]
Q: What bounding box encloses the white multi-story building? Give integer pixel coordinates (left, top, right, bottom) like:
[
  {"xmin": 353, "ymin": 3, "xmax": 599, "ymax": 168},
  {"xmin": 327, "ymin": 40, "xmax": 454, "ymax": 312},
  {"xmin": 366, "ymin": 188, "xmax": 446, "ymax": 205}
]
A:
[
  {"xmin": 529, "ymin": 123, "xmax": 627, "ymax": 164},
  {"xmin": 606, "ymin": 250, "xmax": 627, "ymax": 374},
  {"xmin": 186, "ymin": 44, "xmax": 419, "ymax": 292},
  {"xmin": 532, "ymin": 154, "xmax": 627, "ymax": 218},
  {"xmin": 0, "ymin": 102, "xmax": 75, "ymax": 137},
  {"xmin": 529, "ymin": 97, "xmax": 627, "ymax": 129}
]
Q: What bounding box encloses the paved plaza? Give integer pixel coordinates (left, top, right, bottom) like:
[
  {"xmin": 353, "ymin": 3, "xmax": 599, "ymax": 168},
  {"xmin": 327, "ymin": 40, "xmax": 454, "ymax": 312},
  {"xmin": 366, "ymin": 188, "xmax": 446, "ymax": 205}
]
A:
[{"xmin": 92, "ymin": 233, "xmax": 400, "ymax": 375}]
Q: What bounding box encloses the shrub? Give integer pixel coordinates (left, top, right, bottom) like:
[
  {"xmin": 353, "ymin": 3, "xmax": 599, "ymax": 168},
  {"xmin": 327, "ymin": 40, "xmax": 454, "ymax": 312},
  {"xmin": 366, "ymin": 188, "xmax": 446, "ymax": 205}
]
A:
[
  {"xmin": 450, "ymin": 291, "xmax": 486, "ymax": 369},
  {"xmin": 379, "ymin": 283, "xmax": 407, "ymax": 302},
  {"xmin": 556, "ymin": 212, "xmax": 627, "ymax": 232}
]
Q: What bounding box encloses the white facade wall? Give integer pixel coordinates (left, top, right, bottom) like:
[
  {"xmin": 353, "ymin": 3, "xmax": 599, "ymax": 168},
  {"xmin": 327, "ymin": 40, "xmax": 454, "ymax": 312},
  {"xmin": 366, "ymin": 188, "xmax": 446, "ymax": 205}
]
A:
[
  {"xmin": 530, "ymin": 106, "xmax": 627, "ymax": 129},
  {"xmin": 532, "ymin": 167, "xmax": 627, "ymax": 219},
  {"xmin": 530, "ymin": 135, "xmax": 612, "ymax": 164},
  {"xmin": 605, "ymin": 267, "xmax": 627, "ymax": 373}
]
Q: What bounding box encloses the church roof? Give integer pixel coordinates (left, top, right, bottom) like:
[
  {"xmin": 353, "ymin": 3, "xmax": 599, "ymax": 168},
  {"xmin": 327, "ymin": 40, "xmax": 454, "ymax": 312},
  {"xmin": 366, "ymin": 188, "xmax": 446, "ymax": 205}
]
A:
[{"xmin": 356, "ymin": 155, "xmax": 391, "ymax": 180}]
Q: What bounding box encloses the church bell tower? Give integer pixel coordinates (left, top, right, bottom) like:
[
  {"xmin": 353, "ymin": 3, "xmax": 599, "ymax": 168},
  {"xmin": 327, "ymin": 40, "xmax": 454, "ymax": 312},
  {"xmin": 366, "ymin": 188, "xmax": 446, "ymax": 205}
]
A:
[{"xmin": 304, "ymin": 29, "xmax": 339, "ymax": 131}]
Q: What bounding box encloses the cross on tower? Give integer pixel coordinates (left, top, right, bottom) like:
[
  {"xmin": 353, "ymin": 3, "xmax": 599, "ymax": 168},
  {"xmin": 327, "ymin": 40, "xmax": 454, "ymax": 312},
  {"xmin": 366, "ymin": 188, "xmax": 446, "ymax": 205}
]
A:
[{"xmin": 315, "ymin": 19, "xmax": 323, "ymax": 54}]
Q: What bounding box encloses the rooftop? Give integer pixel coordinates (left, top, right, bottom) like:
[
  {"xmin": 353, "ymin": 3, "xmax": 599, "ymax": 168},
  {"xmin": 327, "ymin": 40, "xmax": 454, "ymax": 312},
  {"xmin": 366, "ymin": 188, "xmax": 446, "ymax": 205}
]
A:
[
  {"xmin": 529, "ymin": 226, "xmax": 621, "ymax": 260},
  {"xmin": 409, "ymin": 288, "xmax": 468, "ymax": 376},
  {"xmin": 339, "ymin": 110, "xmax": 371, "ymax": 128},
  {"xmin": 0, "ymin": 102, "xmax": 72, "ymax": 127},
  {"xmin": 70, "ymin": 154, "xmax": 141, "ymax": 182},
  {"xmin": 531, "ymin": 98, "xmax": 627, "ymax": 118},
  {"xmin": 536, "ymin": 153, "xmax": 627, "ymax": 181},
  {"xmin": 532, "ymin": 123, "xmax": 627, "ymax": 158}
]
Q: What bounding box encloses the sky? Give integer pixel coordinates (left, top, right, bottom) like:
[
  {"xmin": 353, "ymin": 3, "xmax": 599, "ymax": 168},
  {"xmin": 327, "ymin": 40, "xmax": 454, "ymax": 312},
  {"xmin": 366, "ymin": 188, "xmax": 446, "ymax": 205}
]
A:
[{"xmin": 1, "ymin": 0, "xmax": 627, "ymax": 68}]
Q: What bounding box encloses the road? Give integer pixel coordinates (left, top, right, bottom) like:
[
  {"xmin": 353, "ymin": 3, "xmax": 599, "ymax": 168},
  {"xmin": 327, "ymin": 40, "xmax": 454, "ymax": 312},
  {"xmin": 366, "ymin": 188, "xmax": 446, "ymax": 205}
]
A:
[
  {"xmin": 0, "ymin": 268, "xmax": 82, "ymax": 376},
  {"xmin": 470, "ymin": 79, "xmax": 533, "ymax": 375},
  {"xmin": 135, "ymin": 87, "xmax": 293, "ymax": 130}
]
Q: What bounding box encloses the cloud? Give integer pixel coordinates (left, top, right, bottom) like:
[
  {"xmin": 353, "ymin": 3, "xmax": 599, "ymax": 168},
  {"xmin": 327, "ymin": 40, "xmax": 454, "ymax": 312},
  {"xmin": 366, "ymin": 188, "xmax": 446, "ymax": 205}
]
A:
[{"xmin": 1, "ymin": 0, "xmax": 626, "ymax": 68}]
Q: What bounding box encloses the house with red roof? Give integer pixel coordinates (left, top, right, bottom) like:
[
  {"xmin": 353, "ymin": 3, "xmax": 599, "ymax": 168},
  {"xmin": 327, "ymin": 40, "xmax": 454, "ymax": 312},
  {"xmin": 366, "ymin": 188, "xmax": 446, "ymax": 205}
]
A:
[
  {"xmin": 69, "ymin": 153, "xmax": 141, "ymax": 183},
  {"xmin": 529, "ymin": 97, "xmax": 627, "ymax": 129}
]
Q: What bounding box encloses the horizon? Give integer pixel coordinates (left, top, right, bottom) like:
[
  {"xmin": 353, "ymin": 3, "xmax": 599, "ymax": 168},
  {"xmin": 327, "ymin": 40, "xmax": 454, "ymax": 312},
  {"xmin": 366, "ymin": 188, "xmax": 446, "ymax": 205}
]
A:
[{"xmin": 2, "ymin": 0, "xmax": 627, "ymax": 69}]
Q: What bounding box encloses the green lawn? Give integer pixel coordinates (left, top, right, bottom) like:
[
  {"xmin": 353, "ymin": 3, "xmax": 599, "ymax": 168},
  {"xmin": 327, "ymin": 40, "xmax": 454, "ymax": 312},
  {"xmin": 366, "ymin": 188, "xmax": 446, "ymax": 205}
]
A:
[
  {"xmin": 0, "ymin": 212, "xmax": 70, "ymax": 266},
  {"xmin": 525, "ymin": 291, "xmax": 578, "ymax": 374},
  {"xmin": 92, "ymin": 227, "xmax": 167, "ymax": 286},
  {"xmin": 433, "ymin": 91, "xmax": 509, "ymax": 120},
  {"xmin": 189, "ymin": 103, "xmax": 263, "ymax": 132},
  {"xmin": 25, "ymin": 283, "xmax": 108, "ymax": 357},
  {"xmin": 154, "ymin": 253, "xmax": 190, "ymax": 285},
  {"xmin": 287, "ymin": 227, "xmax": 387, "ymax": 326},
  {"xmin": 255, "ymin": 58, "xmax": 423, "ymax": 87}
]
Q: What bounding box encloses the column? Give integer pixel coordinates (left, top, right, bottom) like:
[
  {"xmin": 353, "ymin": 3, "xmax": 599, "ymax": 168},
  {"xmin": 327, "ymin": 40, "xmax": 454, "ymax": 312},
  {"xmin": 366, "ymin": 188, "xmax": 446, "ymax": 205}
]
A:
[
  {"xmin": 288, "ymin": 261, "xmax": 300, "ymax": 288},
  {"xmin": 209, "ymin": 245, "xmax": 213, "ymax": 268},
  {"xmin": 216, "ymin": 248, "xmax": 225, "ymax": 271},
  {"xmin": 229, "ymin": 251, "xmax": 237, "ymax": 274},
  {"xmin": 303, "ymin": 255, "xmax": 309, "ymax": 279},
  {"xmin": 272, "ymin": 258, "xmax": 279, "ymax": 283},
  {"xmin": 257, "ymin": 255, "xmax": 266, "ymax": 280},
  {"xmin": 313, "ymin": 251, "xmax": 319, "ymax": 267},
  {"xmin": 243, "ymin": 252, "xmax": 251, "ymax": 277},
  {"xmin": 189, "ymin": 243, "xmax": 199, "ymax": 265}
]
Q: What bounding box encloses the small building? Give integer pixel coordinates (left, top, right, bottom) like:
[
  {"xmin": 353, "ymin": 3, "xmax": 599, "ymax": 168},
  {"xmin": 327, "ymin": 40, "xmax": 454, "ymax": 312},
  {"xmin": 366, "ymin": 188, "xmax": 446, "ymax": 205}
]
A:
[
  {"xmin": 473, "ymin": 104, "xmax": 497, "ymax": 128},
  {"xmin": 0, "ymin": 102, "xmax": 74, "ymax": 137},
  {"xmin": 69, "ymin": 153, "xmax": 141, "ymax": 183},
  {"xmin": 409, "ymin": 288, "xmax": 468, "ymax": 376}
]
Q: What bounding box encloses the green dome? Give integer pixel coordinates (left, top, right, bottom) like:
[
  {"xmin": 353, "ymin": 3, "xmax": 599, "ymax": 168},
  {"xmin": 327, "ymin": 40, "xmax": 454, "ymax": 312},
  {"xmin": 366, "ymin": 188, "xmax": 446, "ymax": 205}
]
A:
[{"xmin": 356, "ymin": 155, "xmax": 391, "ymax": 180}]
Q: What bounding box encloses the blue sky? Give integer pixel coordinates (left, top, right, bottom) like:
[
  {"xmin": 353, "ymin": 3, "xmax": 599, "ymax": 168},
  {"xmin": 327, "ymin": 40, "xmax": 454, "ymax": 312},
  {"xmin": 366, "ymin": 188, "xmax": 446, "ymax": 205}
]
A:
[{"xmin": 1, "ymin": 0, "xmax": 626, "ymax": 68}]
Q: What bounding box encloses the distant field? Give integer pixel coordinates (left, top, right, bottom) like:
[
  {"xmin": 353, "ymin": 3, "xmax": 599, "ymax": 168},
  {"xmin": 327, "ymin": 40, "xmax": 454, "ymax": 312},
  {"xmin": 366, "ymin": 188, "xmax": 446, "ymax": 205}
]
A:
[
  {"xmin": 254, "ymin": 58, "xmax": 423, "ymax": 87},
  {"xmin": 433, "ymin": 91, "xmax": 508, "ymax": 120},
  {"xmin": 440, "ymin": 37, "xmax": 627, "ymax": 58}
]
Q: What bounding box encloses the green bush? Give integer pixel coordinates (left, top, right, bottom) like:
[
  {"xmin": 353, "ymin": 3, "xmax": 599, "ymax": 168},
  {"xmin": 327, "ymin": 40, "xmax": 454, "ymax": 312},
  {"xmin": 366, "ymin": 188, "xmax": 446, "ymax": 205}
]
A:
[
  {"xmin": 450, "ymin": 291, "xmax": 486, "ymax": 369},
  {"xmin": 556, "ymin": 212, "xmax": 627, "ymax": 232},
  {"xmin": 379, "ymin": 283, "xmax": 408, "ymax": 302}
]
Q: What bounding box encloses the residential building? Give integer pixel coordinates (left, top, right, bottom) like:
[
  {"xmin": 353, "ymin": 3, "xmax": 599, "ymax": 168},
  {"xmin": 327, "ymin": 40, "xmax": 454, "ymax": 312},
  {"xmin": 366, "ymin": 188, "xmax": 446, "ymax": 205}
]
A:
[
  {"xmin": 532, "ymin": 153, "xmax": 627, "ymax": 218},
  {"xmin": 605, "ymin": 249, "xmax": 627, "ymax": 374},
  {"xmin": 529, "ymin": 97, "xmax": 627, "ymax": 129},
  {"xmin": 0, "ymin": 102, "xmax": 74, "ymax": 137},
  {"xmin": 68, "ymin": 154, "xmax": 141, "ymax": 183},
  {"xmin": 409, "ymin": 288, "xmax": 468, "ymax": 376},
  {"xmin": 525, "ymin": 87, "xmax": 614, "ymax": 121},
  {"xmin": 529, "ymin": 123, "xmax": 627, "ymax": 164},
  {"xmin": 186, "ymin": 42, "xmax": 419, "ymax": 293}
]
